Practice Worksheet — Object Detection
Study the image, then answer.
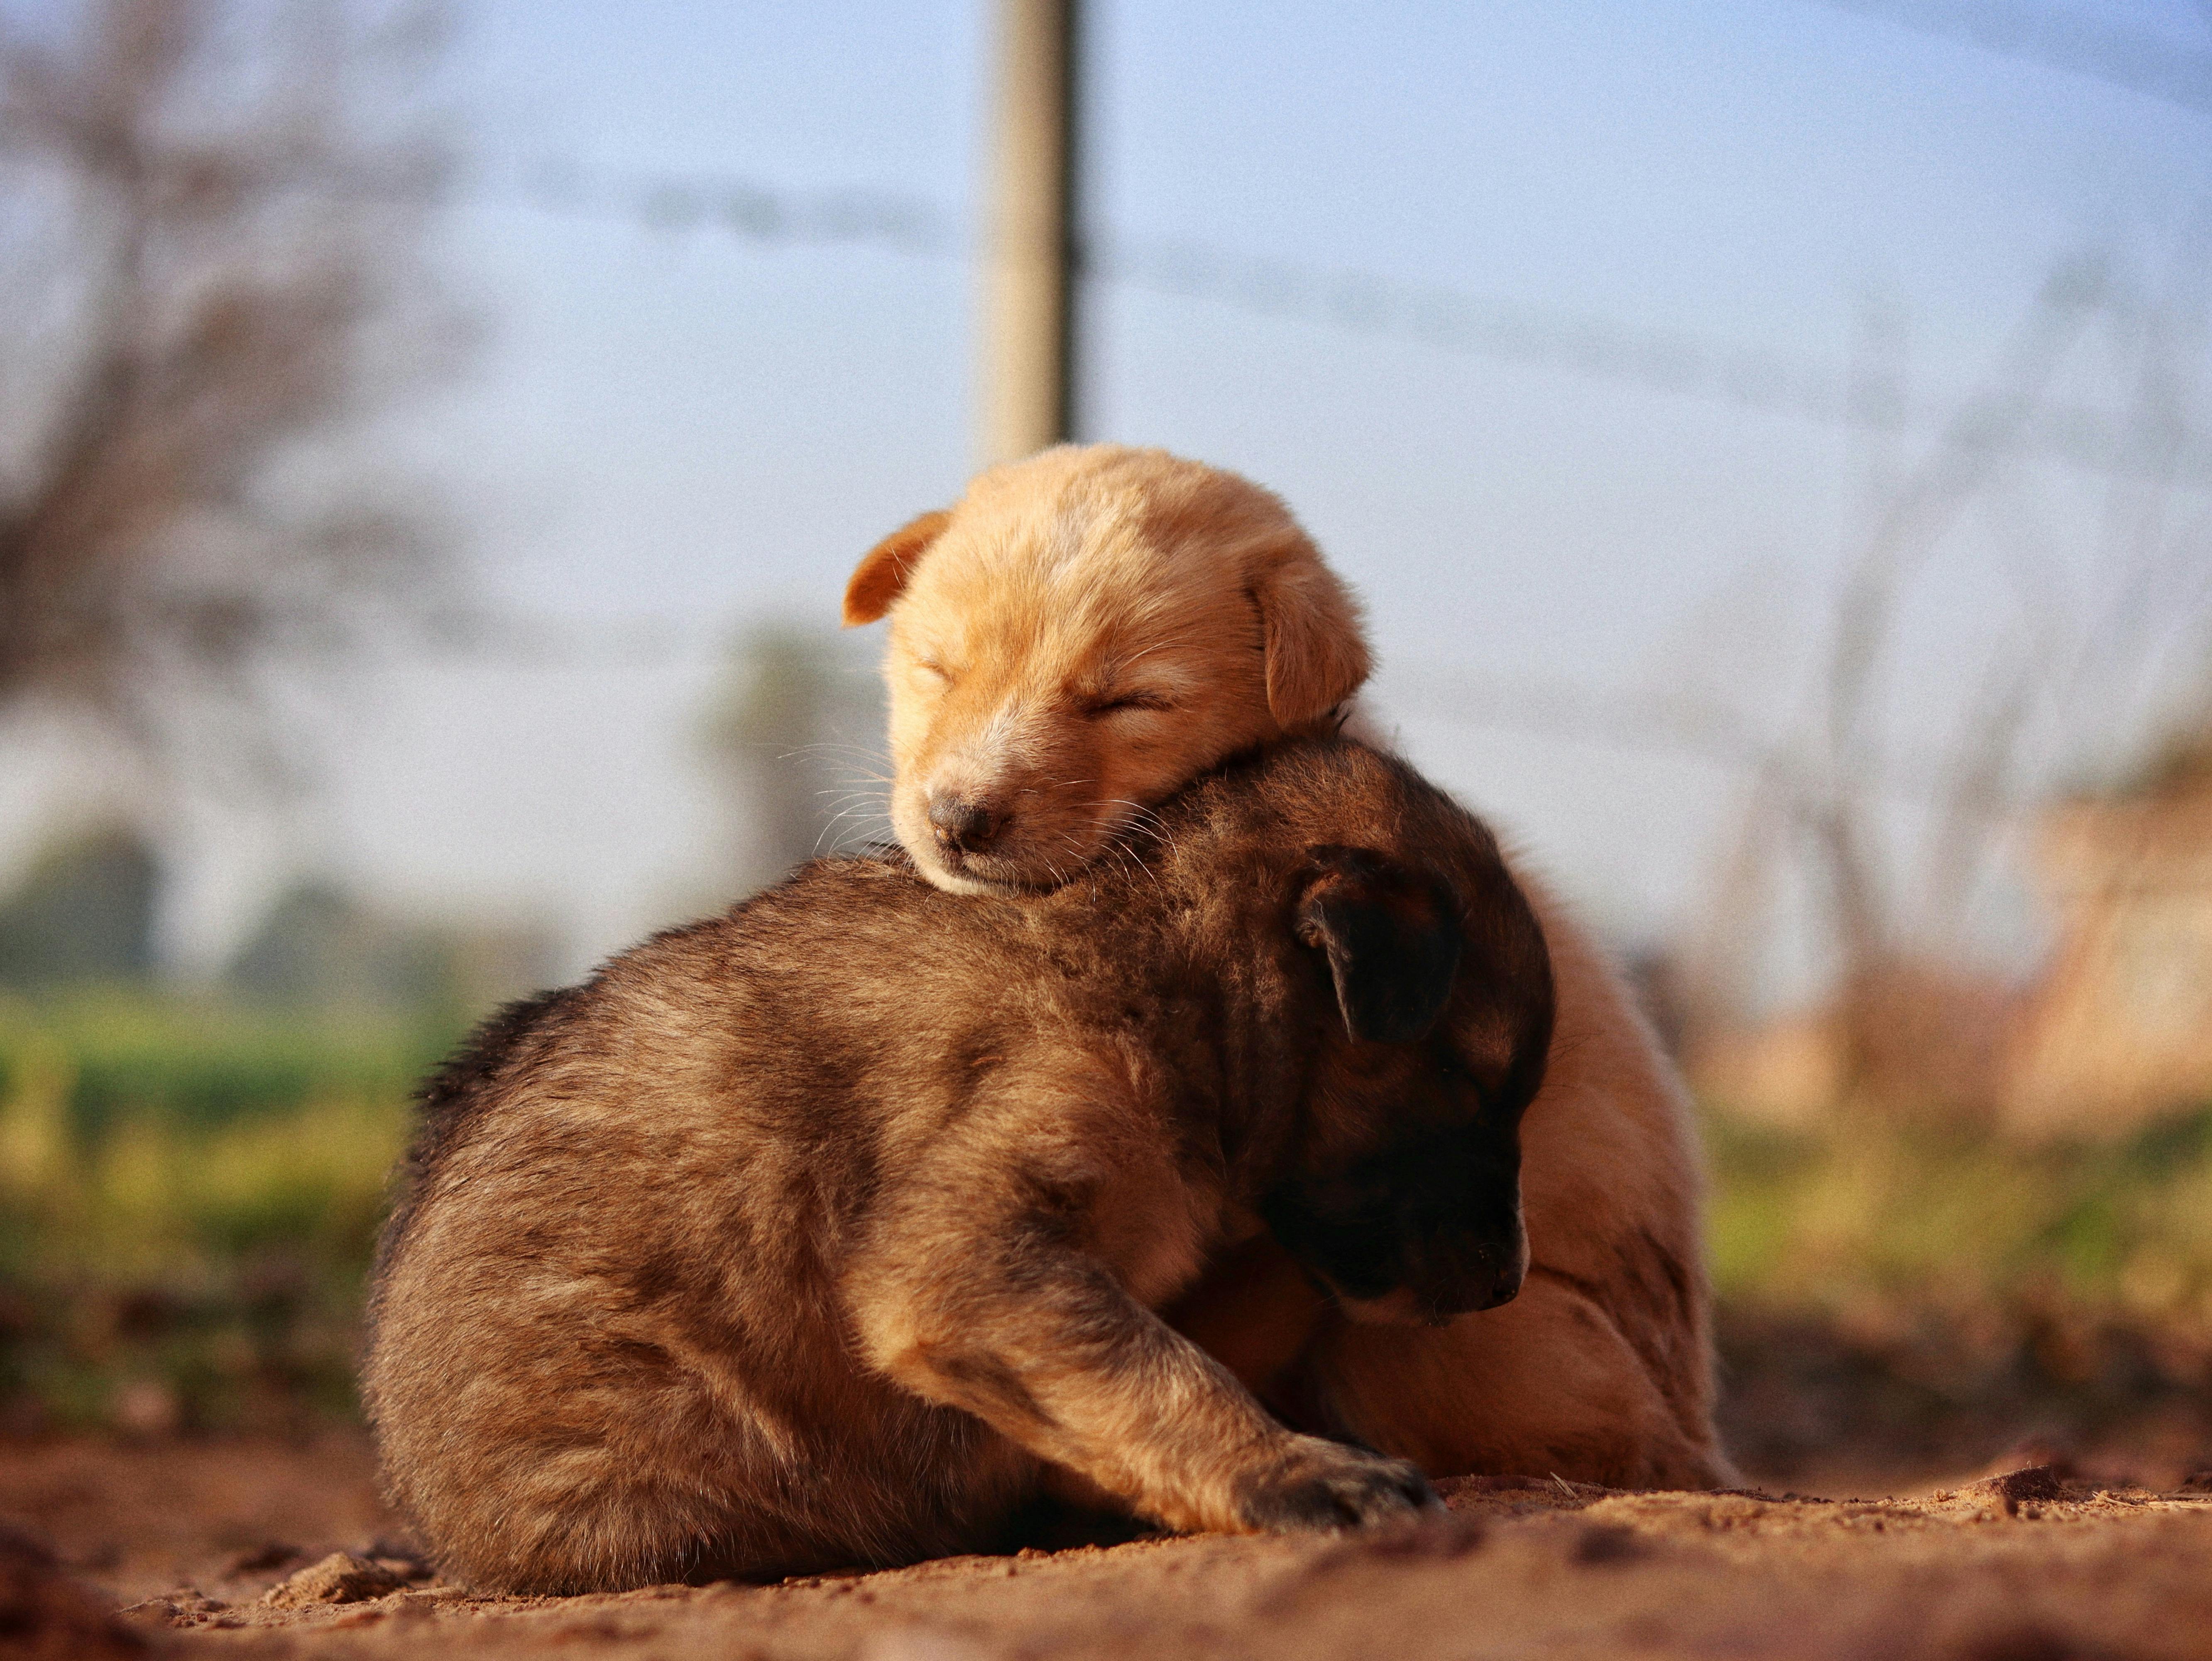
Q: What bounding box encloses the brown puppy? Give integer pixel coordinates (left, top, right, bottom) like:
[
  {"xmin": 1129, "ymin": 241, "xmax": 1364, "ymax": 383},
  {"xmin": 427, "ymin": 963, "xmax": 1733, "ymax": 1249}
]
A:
[
  {"xmin": 843, "ymin": 444, "xmax": 1367, "ymax": 896},
  {"xmin": 847, "ymin": 443, "xmax": 1731, "ymax": 1490},
  {"xmin": 364, "ymin": 740, "xmax": 1553, "ymax": 1594},
  {"xmin": 1167, "ymin": 877, "xmax": 1731, "ymax": 1489}
]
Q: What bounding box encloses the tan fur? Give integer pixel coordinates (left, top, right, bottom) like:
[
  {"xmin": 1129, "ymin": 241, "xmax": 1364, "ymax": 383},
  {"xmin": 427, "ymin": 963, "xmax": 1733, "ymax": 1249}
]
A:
[
  {"xmin": 365, "ymin": 742, "xmax": 1552, "ymax": 1592},
  {"xmin": 852, "ymin": 444, "xmax": 1731, "ymax": 1491},
  {"xmin": 842, "ymin": 444, "xmax": 1369, "ymax": 896}
]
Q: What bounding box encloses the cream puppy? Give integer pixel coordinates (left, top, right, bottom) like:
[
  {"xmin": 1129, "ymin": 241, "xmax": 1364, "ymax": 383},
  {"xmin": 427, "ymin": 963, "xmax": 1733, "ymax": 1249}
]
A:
[{"xmin": 842, "ymin": 444, "xmax": 1367, "ymax": 895}]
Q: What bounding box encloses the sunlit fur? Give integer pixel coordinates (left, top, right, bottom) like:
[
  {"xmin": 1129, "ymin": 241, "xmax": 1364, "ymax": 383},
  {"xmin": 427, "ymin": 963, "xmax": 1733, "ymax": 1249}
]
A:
[{"xmin": 843, "ymin": 444, "xmax": 1369, "ymax": 896}]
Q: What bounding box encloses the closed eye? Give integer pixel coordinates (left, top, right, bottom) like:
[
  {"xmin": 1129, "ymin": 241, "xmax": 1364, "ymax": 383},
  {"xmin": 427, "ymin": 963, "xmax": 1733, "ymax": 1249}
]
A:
[{"xmin": 1085, "ymin": 690, "xmax": 1176, "ymax": 716}]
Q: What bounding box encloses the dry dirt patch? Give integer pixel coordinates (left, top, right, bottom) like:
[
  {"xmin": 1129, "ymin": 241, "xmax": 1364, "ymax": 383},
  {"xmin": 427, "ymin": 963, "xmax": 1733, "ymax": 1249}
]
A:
[{"xmin": 5, "ymin": 1437, "xmax": 2212, "ymax": 1660}]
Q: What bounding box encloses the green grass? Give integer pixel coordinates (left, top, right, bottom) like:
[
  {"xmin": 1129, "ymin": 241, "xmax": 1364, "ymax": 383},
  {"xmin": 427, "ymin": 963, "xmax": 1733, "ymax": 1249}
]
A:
[
  {"xmin": 0, "ymin": 990, "xmax": 443, "ymax": 1140},
  {"xmin": 0, "ymin": 990, "xmax": 450, "ymax": 1432},
  {"xmin": 1704, "ymin": 1109, "xmax": 2212, "ymax": 1472},
  {"xmin": 1703, "ymin": 1107, "xmax": 2212, "ymax": 1326}
]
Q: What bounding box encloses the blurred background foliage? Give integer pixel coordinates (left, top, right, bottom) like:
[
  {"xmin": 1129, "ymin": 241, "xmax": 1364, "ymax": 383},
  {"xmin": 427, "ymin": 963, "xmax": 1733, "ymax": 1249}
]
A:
[
  {"xmin": 1706, "ymin": 1110, "xmax": 2212, "ymax": 1478},
  {"xmin": 0, "ymin": 994, "xmax": 438, "ymax": 1436},
  {"xmin": 1708, "ymin": 1110, "xmax": 2212, "ymax": 1319}
]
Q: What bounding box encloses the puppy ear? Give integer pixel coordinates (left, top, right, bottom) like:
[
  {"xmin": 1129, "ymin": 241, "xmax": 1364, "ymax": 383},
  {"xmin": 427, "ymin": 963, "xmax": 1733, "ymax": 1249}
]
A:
[
  {"xmin": 1252, "ymin": 546, "xmax": 1371, "ymax": 728},
  {"xmin": 843, "ymin": 509, "xmax": 953, "ymax": 626},
  {"xmin": 1295, "ymin": 847, "xmax": 1461, "ymax": 1044}
]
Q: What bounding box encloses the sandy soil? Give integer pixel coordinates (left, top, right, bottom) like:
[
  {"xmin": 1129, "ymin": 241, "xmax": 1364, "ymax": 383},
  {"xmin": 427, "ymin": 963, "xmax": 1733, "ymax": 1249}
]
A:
[{"xmin": 6, "ymin": 1434, "xmax": 2212, "ymax": 1660}]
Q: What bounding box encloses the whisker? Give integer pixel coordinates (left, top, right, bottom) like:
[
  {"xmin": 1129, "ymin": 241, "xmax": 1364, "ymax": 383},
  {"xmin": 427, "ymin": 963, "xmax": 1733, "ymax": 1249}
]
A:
[{"xmin": 776, "ymin": 741, "xmax": 895, "ymax": 761}]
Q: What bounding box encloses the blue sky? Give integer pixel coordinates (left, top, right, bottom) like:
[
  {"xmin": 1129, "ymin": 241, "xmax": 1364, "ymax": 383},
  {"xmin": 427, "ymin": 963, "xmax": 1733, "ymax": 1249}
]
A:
[{"xmin": 11, "ymin": 0, "xmax": 2211, "ymax": 994}]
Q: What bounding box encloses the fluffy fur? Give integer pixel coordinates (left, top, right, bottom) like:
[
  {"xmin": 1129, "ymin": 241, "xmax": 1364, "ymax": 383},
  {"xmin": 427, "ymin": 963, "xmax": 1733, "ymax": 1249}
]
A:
[
  {"xmin": 847, "ymin": 443, "xmax": 1731, "ymax": 1492},
  {"xmin": 843, "ymin": 444, "xmax": 1368, "ymax": 896},
  {"xmin": 365, "ymin": 741, "xmax": 1554, "ymax": 1592}
]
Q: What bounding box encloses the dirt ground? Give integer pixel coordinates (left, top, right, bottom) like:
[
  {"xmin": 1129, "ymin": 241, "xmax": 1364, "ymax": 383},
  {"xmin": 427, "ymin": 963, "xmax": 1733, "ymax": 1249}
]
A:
[{"xmin": 6, "ymin": 1434, "xmax": 2212, "ymax": 1661}]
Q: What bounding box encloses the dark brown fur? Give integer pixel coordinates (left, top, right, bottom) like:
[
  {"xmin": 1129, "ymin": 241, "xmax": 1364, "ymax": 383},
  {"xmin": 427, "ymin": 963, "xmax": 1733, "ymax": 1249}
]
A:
[{"xmin": 363, "ymin": 739, "xmax": 1553, "ymax": 1593}]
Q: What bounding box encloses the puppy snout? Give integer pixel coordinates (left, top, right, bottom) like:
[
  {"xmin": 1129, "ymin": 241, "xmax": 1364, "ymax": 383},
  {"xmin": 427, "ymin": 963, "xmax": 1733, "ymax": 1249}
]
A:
[
  {"xmin": 927, "ymin": 793, "xmax": 1009, "ymax": 854},
  {"xmin": 1461, "ymin": 1257, "xmax": 1524, "ymax": 1316},
  {"xmin": 1419, "ymin": 1240, "xmax": 1526, "ymax": 1323}
]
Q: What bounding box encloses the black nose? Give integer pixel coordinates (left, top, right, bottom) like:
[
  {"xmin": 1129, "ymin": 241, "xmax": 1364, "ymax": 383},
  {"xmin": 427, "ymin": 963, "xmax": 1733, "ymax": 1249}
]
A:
[
  {"xmin": 1469, "ymin": 1261, "xmax": 1524, "ymax": 1313},
  {"xmin": 927, "ymin": 794, "xmax": 1007, "ymax": 854},
  {"xmin": 1427, "ymin": 1252, "xmax": 1524, "ymax": 1322}
]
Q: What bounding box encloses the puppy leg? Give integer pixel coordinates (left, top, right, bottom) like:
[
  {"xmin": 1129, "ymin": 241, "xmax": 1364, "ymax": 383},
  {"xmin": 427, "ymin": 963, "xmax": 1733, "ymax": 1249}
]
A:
[
  {"xmin": 1162, "ymin": 1232, "xmax": 1336, "ymax": 1435},
  {"xmin": 844, "ymin": 1102, "xmax": 1435, "ymax": 1537},
  {"xmin": 1307, "ymin": 1272, "xmax": 1733, "ymax": 1490}
]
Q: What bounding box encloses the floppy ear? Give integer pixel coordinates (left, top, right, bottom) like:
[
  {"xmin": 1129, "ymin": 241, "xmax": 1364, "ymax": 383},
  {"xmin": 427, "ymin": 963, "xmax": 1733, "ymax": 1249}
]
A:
[
  {"xmin": 1295, "ymin": 847, "xmax": 1461, "ymax": 1044},
  {"xmin": 1251, "ymin": 544, "xmax": 1372, "ymax": 728},
  {"xmin": 843, "ymin": 509, "xmax": 953, "ymax": 626}
]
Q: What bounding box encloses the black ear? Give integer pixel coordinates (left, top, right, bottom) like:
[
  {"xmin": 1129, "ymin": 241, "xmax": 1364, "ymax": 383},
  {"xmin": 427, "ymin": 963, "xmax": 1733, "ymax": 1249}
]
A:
[{"xmin": 1295, "ymin": 847, "xmax": 1462, "ymax": 1044}]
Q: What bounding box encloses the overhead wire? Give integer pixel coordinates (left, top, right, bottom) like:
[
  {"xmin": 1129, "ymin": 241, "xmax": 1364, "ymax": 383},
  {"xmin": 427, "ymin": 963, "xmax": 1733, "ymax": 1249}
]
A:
[
  {"xmin": 1801, "ymin": 0, "xmax": 2212, "ymax": 115},
  {"xmin": 447, "ymin": 152, "xmax": 2212, "ymax": 488}
]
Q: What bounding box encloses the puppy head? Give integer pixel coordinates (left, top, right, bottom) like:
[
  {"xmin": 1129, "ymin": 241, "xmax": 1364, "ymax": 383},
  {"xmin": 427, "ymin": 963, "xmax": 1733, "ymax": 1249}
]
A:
[
  {"xmin": 1261, "ymin": 832, "xmax": 1554, "ymax": 1327},
  {"xmin": 843, "ymin": 445, "xmax": 1370, "ymax": 895}
]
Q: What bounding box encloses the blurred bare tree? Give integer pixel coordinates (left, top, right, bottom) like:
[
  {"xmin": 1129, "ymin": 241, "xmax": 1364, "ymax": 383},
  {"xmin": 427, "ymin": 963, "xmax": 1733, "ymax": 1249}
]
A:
[
  {"xmin": 0, "ymin": 0, "xmax": 462, "ymax": 775},
  {"xmin": 1682, "ymin": 241, "xmax": 2212, "ymax": 1122}
]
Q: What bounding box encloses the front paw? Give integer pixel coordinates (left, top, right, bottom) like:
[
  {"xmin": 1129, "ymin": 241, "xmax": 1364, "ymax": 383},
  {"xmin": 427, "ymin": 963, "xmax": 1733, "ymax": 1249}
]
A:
[{"xmin": 1231, "ymin": 1436, "xmax": 1438, "ymax": 1531}]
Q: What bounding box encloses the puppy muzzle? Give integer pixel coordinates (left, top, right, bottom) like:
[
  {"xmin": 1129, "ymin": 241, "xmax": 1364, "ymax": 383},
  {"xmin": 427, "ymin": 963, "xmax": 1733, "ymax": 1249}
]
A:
[{"xmin": 1338, "ymin": 1240, "xmax": 1527, "ymax": 1327}]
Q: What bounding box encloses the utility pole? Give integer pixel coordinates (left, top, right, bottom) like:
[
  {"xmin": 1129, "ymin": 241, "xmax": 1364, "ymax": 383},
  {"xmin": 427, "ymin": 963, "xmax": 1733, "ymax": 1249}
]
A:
[{"xmin": 979, "ymin": 0, "xmax": 1079, "ymax": 466}]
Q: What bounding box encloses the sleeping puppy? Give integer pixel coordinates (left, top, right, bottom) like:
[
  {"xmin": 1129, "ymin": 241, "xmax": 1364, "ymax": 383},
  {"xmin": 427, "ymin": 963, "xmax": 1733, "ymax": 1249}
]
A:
[
  {"xmin": 842, "ymin": 444, "xmax": 1367, "ymax": 895},
  {"xmin": 844, "ymin": 443, "xmax": 1732, "ymax": 1490},
  {"xmin": 365, "ymin": 740, "xmax": 1551, "ymax": 1593}
]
